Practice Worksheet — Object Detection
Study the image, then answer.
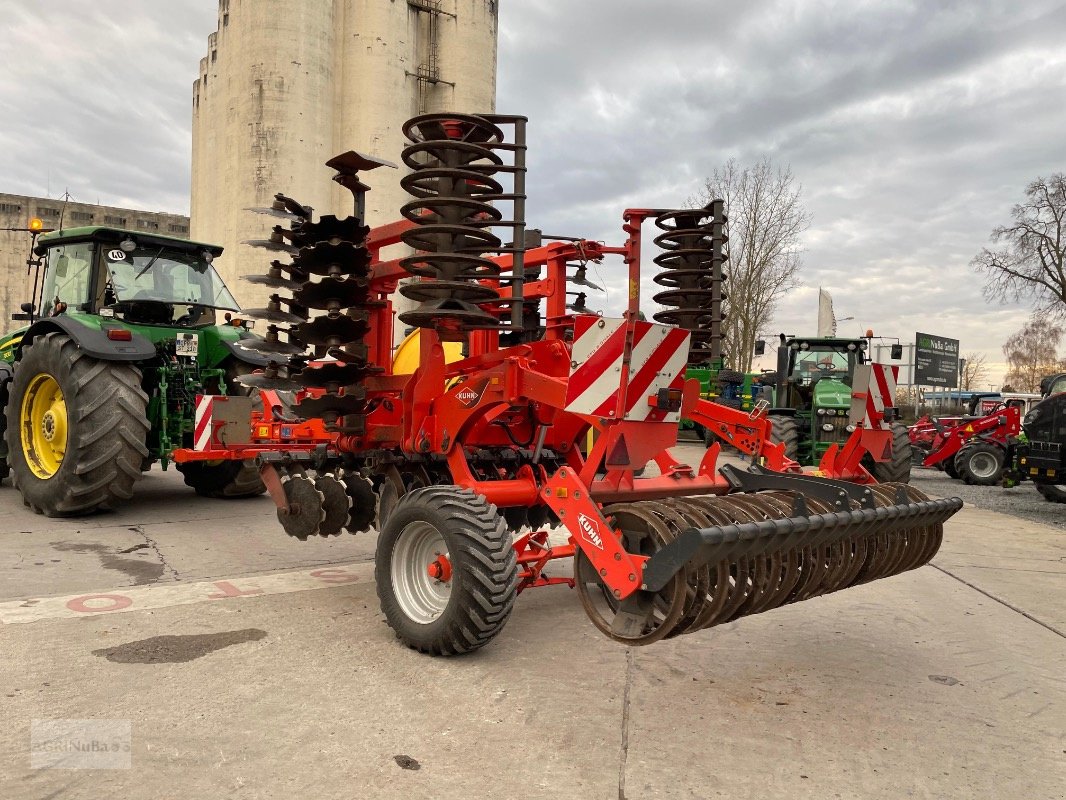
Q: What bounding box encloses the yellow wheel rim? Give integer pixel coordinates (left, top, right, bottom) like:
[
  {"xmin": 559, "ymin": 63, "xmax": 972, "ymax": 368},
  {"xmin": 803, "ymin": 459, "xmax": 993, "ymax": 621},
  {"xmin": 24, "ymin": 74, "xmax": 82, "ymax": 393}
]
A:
[{"xmin": 20, "ymin": 373, "xmax": 68, "ymax": 479}]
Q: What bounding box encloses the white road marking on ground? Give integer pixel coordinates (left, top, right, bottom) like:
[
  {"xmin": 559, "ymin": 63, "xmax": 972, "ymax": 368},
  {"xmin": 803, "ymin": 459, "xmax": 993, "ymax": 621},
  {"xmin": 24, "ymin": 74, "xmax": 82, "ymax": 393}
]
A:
[{"xmin": 0, "ymin": 562, "xmax": 375, "ymax": 625}]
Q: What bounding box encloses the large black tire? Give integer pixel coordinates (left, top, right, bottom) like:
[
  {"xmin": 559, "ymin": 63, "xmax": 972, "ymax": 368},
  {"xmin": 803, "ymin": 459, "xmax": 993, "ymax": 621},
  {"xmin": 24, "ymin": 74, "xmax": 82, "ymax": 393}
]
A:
[
  {"xmin": 716, "ymin": 368, "xmax": 744, "ymax": 386},
  {"xmin": 768, "ymin": 415, "xmax": 800, "ymax": 461},
  {"xmin": 866, "ymin": 422, "xmax": 912, "ymax": 484},
  {"xmin": 376, "ymin": 487, "xmax": 518, "ymax": 655},
  {"xmin": 1035, "ymin": 483, "xmax": 1066, "ymax": 504},
  {"xmin": 943, "ymin": 457, "xmax": 961, "ymax": 480},
  {"xmin": 6, "ymin": 332, "xmax": 149, "ymax": 517},
  {"xmin": 954, "ymin": 441, "xmax": 1005, "ymax": 486},
  {"xmin": 177, "ymin": 460, "xmax": 265, "ymax": 498}
]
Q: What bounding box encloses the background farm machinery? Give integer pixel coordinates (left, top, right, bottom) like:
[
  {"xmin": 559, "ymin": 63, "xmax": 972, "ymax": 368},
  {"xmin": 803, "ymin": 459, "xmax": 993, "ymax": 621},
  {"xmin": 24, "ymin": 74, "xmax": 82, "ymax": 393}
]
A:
[
  {"xmin": 182, "ymin": 112, "xmax": 961, "ymax": 654},
  {"xmin": 764, "ymin": 334, "xmax": 912, "ymax": 483},
  {"xmin": 909, "ymin": 403, "xmax": 1022, "ymax": 485},
  {"xmin": 0, "ymin": 226, "xmax": 270, "ymax": 516}
]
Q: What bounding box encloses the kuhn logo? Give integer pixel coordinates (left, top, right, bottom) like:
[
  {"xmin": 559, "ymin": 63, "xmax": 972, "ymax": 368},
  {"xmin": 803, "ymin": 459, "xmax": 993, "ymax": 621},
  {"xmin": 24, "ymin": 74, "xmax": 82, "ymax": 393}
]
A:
[
  {"xmin": 454, "ymin": 379, "xmax": 488, "ymax": 408},
  {"xmin": 577, "ymin": 513, "xmax": 603, "ymax": 549}
]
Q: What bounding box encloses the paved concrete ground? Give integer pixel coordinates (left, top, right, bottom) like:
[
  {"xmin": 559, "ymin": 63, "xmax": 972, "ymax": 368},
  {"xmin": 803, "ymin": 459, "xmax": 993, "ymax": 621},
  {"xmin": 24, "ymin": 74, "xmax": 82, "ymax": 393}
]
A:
[{"xmin": 0, "ymin": 451, "xmax": 1063, "ymax": 799}]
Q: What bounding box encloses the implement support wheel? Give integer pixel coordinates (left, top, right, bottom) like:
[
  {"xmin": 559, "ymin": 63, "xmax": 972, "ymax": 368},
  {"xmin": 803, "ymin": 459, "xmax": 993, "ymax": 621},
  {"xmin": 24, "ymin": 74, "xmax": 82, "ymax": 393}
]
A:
[{"xmin": 376, "ymin": 487, "xmax": 518, "ymax": 655}]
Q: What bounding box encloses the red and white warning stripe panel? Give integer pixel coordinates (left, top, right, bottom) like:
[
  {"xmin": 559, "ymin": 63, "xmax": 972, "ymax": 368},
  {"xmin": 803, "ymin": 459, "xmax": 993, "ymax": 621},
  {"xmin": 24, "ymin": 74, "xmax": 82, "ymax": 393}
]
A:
[
  {"xmin": 193, "ymin": 395, "xmax": 255, "ymax": 450},
  {"xmin": 194, "ymin": 394, "xmax": 216, "ymax": 450},
  {"xmin": 621, "ymin": 322, "xmax": 690, "ymax": 422},
  {"xmin": 848, "ymin": 363, "xmax": 898, "ymax": 430},
  {"xmin": 564, "ymin": 316, "xmax": 690, "ymax": 421}
]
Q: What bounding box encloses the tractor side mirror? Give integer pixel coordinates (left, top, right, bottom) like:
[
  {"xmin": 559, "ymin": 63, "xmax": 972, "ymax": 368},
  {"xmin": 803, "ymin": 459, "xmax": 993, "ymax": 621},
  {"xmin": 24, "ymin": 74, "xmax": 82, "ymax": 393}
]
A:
[
  {"xmin": 11, "ymin": 301, "xmax": 35, "ymax": 321},
  {"xmin": 890, "ymin": 343, "xmax": 903, "ymax": 359},
  {"xmin": 54, "ymin": 255, "xmax": 69, "ymax": 278},
  {"xmin": 754, "ymin": 340, "xmax": 766, "ymax": 356}
]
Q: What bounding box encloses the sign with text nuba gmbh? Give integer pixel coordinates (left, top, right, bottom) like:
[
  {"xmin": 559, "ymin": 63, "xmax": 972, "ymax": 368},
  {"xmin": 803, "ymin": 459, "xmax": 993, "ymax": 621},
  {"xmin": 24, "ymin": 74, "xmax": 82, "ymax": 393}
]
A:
[{"xmin": 914, "ymin": 332, "xmax": 959, "ymax": 387}]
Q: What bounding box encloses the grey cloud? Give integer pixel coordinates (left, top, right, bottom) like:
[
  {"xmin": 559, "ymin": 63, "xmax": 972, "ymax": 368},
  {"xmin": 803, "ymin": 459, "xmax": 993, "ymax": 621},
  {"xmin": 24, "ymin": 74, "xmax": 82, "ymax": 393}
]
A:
[{"xmin": 0, "ymin": 0, "xmax": 1060, "ymax": 384}]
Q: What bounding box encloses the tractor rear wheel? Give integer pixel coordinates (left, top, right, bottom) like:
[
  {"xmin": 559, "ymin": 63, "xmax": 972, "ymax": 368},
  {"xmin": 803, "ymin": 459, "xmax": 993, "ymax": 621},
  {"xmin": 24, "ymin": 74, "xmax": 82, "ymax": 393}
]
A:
[
  {"xmin": 1035, "ymin": 483, "xmax": 1066, "ymax": 504},
  {"xmin": 6, "ymin": 332, "xmax": 149, "ymax": 517},
  {"xmin": 866, "ymin": 422, "xmax": 912, "ymax": 484},
  {"xmin": 376, "ymin": 487, "xmax": 518, "ymax": 655},
  {"xmin": 768, "ymin": 415, "xmax": 800, "ymax": 461},
  {"xmin": 177, "ymin": 460, "xmax": 265, "ymax": 498},
  {"xmin": 954, "ymin": 442, "xmax": 1005, "ymax": 486}
]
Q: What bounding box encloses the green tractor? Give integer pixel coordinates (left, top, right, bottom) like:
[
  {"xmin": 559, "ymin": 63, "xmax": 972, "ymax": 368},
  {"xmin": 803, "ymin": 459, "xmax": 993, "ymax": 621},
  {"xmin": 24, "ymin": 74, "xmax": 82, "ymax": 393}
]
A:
[
  {"xmin": 766, "ymin": 335, "xmax": 911, "ymax": 482},
  {"xmin": 0, "ymin": 226, "xmax": 270, "ymax": 516}
]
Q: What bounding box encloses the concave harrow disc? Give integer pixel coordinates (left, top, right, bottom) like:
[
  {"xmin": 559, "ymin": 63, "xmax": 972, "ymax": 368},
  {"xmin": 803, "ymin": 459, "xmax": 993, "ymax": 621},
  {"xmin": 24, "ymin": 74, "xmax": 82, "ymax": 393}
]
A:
[
  {"xmin": 315, "ymin": 473, "xmax": 352, "ymax": 537},
  {"xmin": 278, "ymin": 475, "xmax": 325, "ymax": 540},
  {"xmin": 578, "ymin": 485, "xmax": 961, "ymax": 645}
]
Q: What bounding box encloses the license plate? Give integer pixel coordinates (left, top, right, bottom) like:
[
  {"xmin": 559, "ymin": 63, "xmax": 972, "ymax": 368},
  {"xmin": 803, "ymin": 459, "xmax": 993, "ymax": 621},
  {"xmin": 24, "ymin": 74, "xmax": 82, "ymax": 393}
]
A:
[{"xmin": 175, "ymin": 334, "xmax": 199, "ymax": 358}]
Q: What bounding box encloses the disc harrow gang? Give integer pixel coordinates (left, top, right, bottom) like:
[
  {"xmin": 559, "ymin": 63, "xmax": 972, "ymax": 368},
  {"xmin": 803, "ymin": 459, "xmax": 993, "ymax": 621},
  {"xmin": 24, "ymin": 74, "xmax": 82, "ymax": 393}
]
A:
[
  {"xmin": 651, "ymin": 201, "xmax": 728, "ymax": 365},
  {"xmin": 578, "ymin": 484, "xmax": 956, "ymax": 645},
  {"xmin": 276, "ymin": 469, "xmax": 376, "ymax": 540},
  {"xmin": 240, "ymin": 153, "xmax": 393, "ymax": 432}
]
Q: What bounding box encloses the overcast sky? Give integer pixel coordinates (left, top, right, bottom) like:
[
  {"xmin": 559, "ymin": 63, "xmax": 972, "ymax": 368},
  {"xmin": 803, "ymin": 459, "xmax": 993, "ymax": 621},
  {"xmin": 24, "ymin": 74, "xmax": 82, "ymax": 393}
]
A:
[{"xmin": 1, "ymin": 1, "xmax": 1063, "ymax": 385}]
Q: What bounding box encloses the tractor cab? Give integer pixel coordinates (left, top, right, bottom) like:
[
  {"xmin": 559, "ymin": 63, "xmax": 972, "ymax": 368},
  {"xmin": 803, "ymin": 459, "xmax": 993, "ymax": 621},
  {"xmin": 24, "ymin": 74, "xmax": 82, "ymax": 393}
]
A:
[
  {"xmin": 1039, "ymin": 373, "xmax": 1066, "ymax": 398},
  {"xmin": 775, "ymin": 336, "xmax": 865, "ymax": 409},
  {"xmin": 769, "ymin": 335, "xmax": 869, "ymax": 465},
  {"xmin": 32, "ymin": 227, "xmax": 239, "ymax": 327}
]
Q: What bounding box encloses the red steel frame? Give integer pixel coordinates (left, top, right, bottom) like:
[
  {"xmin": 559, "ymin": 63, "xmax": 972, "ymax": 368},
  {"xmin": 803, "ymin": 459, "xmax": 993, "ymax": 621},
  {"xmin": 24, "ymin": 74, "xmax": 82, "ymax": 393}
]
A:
[{"xmin": 174, "ymin": 210, "xmax": 900, "ymax": 598}]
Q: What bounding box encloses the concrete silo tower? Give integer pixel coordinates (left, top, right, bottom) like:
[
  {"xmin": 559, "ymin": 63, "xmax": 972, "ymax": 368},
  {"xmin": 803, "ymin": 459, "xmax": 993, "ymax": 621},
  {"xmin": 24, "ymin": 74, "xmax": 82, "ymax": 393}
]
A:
[{"xmin": 191, "ymin": 0, "xmax": 499, "ymax": 310}]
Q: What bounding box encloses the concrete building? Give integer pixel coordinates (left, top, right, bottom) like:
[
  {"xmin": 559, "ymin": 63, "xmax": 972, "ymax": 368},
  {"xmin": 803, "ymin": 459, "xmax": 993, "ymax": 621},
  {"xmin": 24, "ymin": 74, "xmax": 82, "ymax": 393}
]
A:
[
  {"xmin": 191, "ymin": 0, "xmax": 500, "ymax": 321},
  {"xmin": 0, "ymin": 193, "xmax": 189, "ymax": 335}
]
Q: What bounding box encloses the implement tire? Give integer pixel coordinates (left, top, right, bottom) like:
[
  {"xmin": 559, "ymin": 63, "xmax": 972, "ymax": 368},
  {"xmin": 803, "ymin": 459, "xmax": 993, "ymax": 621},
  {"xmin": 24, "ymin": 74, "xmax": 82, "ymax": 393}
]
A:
[
  {"xmin": 6, "ymin": 332, "xmax": 149, "ymax": 517},
  {"xmin": 1035, "ymin": 483, "xmax": 1066, "ymax": 504},
  {"xmin": 866, "ymin": 422, "xmax": 912, "ymax": 484},
  {"xmin": 177, "ymin": 460, "xmax": 265, "ymax": 498},
  {"xmin": 376, "ymin": 487, "xmax": 518, "ymax": 655},
  {"xmin": 768, "ymin": 415, "xmax": 800, "ymax": 461},
  {"xmin": 955, "ymin": 441, "xmax": 1005, "ymax": 486}
]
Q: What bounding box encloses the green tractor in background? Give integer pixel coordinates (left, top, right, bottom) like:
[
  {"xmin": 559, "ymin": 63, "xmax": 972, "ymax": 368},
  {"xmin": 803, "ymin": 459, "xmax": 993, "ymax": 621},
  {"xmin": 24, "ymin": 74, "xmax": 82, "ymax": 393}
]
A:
[
  {"xmin": 766, "ymin": 334, "xmax": 911, "ymax": 482},
  {"xmin": 0, "ymin": 225, "xmax": 270, "ymax": 517}
]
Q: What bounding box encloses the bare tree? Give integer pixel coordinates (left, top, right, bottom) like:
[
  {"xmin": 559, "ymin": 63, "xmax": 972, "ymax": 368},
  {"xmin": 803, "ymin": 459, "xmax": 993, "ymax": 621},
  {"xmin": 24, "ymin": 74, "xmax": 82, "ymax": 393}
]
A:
[
  {"xmin": 695, "ymin": 158, "xmax": 809, "ymax": 372},
  {"xmin": 973, "ymin": 174, "xmax": 1066, "ymax": 314},
  {"xmin": 1002, "ymin": 317, "xmax": 1064, "ymax": 392},
  {"xmin": 959, "ymin": 351, "xmax": 989, "ymax": 390}
]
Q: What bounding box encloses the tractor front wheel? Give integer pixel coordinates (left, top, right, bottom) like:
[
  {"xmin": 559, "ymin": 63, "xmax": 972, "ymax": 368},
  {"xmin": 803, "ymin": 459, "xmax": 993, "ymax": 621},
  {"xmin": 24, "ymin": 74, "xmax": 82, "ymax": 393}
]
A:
[
  {"xmin": 177, "ymin": 460, "xmax": 266, "ymax": 498},
  {"xmin": 866, "ymin": 422, "xmax": 912, "ymax": 484},
  {"xmin": 376, "ymin": 487, "xmax": 518, "ymax": 655},
  {"xmin": 6, "ymin": 332, "xmax": 149, "ymax": 517},
  {"xmin": 768, "ymin": 415, "xmax": 800, "ymax": 462},
  {"xmin": 954, "ymin": 442, "xmax": 1005, "ymax": 486}
]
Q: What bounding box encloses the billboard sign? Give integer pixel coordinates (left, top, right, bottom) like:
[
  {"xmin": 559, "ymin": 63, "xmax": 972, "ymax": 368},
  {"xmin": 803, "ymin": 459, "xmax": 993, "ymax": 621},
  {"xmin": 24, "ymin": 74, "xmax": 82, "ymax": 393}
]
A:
[{"xmin": 914, "ymin": 332, "xmax": 959, "ymax": 387}]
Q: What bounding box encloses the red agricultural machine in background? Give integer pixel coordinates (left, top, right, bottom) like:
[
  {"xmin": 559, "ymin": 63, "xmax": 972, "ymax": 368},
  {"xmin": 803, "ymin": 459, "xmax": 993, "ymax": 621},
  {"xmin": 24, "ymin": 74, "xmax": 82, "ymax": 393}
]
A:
[
  {"xmin": 909, "ymin": 403, "xmax": 1022, "ymax": 485},
  {"xmin": 176, "ymin": 113, "xmax": 962, "ymax": 655}
]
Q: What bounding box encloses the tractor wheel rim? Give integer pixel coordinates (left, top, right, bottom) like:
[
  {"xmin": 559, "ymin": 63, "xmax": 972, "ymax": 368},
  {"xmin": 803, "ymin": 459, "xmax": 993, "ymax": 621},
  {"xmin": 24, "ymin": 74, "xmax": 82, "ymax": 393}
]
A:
[
  {"xmin": 969, "ymin": 452, "xmax": 999, "ymax": 479},
  {"xmin": 21, "ymin": 373, "xmax": 67, "ymax": 479},
  {"xmin": 391, "ymin": 521, "xmax": 451, "ymax": 624}
]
